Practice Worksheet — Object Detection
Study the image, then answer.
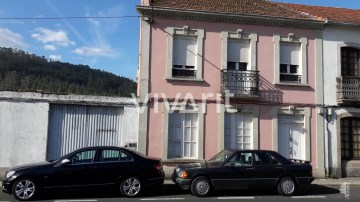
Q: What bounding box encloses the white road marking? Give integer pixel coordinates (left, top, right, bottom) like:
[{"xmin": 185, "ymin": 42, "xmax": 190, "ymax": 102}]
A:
[
  {"xmin": 217, "ymin": 196, "xmax": 255, "ymax": 199},
  {"xmin": 54, "ymin": 200, "xmax": 98, "ymax": 202},
  {"xmin": 291, "ymin": 195, "xmax": 326, "ymax": 199},
  {"xmin": 141, "ymin": 198, "xmax": 185, "ymax": 201}
]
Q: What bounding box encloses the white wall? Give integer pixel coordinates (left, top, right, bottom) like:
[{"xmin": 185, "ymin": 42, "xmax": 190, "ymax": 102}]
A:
[
  {"xmin": 0, "ymin": 101, "xmax": 49, "ymax": 168},
  {"xmin": 122, "ymin": 106, "xmax": 139, "ymax": 148}
]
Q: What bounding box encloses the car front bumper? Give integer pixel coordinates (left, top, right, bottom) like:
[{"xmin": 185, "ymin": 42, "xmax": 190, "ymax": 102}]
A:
[
  {"xmin": 173, "ymin": 177, "xmax": 191, "ymax": 190},
  {"xmin": 2, "ymin": 179, "xmax": 12, "ymax": 194}
]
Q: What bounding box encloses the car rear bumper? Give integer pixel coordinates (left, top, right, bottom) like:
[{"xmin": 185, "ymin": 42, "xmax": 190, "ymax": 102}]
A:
[
  {"xmin": 146, "ymin": 176, "xmax": 165, "ymax": 186},
  {"xmin": 296, "ymin": 177, "xmax": 315, "ymax": 185}
]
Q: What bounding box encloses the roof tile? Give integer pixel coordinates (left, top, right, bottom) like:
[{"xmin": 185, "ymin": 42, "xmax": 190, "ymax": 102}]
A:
[
  {"xmin": 151, "ymin": 0, "xmax": 316, "ymax": 20},
  {"xmin": 278, "ymin": 3, "xmax": 360, "ymax": 25}
]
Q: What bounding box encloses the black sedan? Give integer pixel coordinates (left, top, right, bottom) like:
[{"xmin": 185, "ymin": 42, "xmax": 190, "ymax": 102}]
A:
[
  {"xmin": 172, "ymin": 149, "xmax": 314, "ymax": 197},
  {"xmin": 2, "ymin": 146, "xmax": 164, "ymax": 201}
]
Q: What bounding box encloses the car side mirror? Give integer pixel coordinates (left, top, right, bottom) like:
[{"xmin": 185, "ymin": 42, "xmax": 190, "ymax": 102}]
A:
[{"xmin": 60, "ymin": 159, "xmax": 70, "ymax": 166}]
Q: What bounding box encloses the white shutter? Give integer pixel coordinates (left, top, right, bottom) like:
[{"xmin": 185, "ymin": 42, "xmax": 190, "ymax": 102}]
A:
[
  {"xmin": 173, "ymin": 36, "xmax": 197, "ymax": 66},
  {"xmin": 280, "ymin": 42, "xmax": 300, "ymax": 65},
  {"xmin": 228, "ymin": 40, "xmax": 250, "ymax": 62}
]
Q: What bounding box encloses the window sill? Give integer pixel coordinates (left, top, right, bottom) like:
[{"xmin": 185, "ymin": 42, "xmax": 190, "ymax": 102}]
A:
[
  {"xmin": 162, "ymin": 159, "xmax": 206, "ymax": 163},
  {"xmin": 166, "ymin": 77, "xmax": 204, "ymax": 82},
  {"xmin": 274, "ymin": 82, "xmax": 310, "ymax": 87}
]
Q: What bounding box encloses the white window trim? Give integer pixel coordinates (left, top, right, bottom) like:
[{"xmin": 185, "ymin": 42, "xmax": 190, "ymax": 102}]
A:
[
  {"xmin": 271, "ymin": 106, "xmax": 311, "ymax": 161},
  {"xmin": 221, "ymin": 29, "xmax": 258, "ymax": 71},
  {"xmin": 219, "ymin": 104, "xmax": 259, "ymax": 151},
  {"xmin": 166, "ymin": 26, "xmax": 204, "ymax": 81},
  {"xmin": 162, "ymin": 102, "xmax": 205, "ymax": 161},
  {"xmin": 274, "ymin": 34, "xmax": 308, "ymax": 86}
]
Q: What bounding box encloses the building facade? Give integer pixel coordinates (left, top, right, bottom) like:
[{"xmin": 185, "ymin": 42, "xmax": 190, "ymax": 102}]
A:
[
  {"xmin": 283, "ymin": 3, "xmax": 360, "ymax": 177},
  {"xmin": 137, "ymin": 0, "xmax": 326, "ymax": 178}
]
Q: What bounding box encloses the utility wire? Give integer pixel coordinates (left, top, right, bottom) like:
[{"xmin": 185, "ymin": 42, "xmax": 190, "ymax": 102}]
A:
[{"xmin": 0, "ymin": 16, "xmax": 140, "ymax": 20}]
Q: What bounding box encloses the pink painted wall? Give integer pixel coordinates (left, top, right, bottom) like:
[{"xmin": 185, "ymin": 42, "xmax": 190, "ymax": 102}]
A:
[{"xmin": 146, "ymin": 17, "xmax": 319, "ymax": 166}]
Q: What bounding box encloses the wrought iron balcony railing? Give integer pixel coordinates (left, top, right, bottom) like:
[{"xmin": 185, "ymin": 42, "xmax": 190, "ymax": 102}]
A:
[
  {"xmin": 172, "ymin": 69, "xmax": 197, "ymax": 78},
  {"xmin": 221, "ymin": 70, "xmax": 260, "ymax": 98},
  {"xmin": 337, "ymin": 76, "xmax": 360, "ymax": 103},
  {"xmin": 280, "ymin": 74, "xmax": 301, "ymax": 83}
]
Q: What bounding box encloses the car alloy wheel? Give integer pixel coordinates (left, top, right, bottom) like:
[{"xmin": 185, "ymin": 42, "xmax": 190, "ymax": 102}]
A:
[
  {"xmin": 277, "ymin": 177, "xmax": 296, "ymax": 196},
  {"xmin": 120, "ymin": 177, "xmax": 141, "ymax": 197},
  {"xmin": 13, "ymin": 178, "xmax": 36, "ymax": 201},
  {"xmin": 191, "ymin": 176, "xmax": 211, "ymax": 197}
]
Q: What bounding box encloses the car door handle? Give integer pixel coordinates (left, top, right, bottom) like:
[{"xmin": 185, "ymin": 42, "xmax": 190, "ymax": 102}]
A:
[
  {"xmin": 246, "ymin": 167, "xmax": 255, "ymax": 170},
  {"xmin": 275, "ymin": 166, "xmax": 283, "ymax": 169}
]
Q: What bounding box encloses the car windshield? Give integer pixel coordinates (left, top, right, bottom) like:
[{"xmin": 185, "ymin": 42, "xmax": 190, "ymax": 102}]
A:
[{"xmin": 207, "ymin": 150, "xmax": 234, "ymax": 163}]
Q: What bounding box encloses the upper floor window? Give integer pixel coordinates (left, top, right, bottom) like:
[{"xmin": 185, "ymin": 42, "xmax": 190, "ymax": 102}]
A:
[
  {"xmin": 341, "ymin": 47, "xmax": 360, "ymax": 76},
  {"xmin": 173, "ymin": 36, "xmax": 197, "ymax": 78},
  {"xmin": 280, "ymin": 42, "xmax": 301, "ymax": 83},
  {"xmin": 274, "ymin": 34, "xmax": 307, "ymax": 85},
  {"xmin": 227, "ymin": 39, "xmax": 250, "ymax": 71},
  {"xmin": 166, "ymin": 26, "xmax": 204, "ymax": 81},
  {"xmin": 221, "ymin": 30, "xmax": 257, "ymax": 71}
]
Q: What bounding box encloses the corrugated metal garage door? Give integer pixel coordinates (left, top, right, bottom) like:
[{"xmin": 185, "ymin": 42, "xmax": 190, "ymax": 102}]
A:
[{"xmin": 47, "ymin": 104, "xmax": 123, "ymax": 160}]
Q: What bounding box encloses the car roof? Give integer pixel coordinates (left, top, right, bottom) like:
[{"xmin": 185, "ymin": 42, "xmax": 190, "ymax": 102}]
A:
[
  {"xmin": 224, "ymin": 149, "xmax": 278, "ymax": 153},
  {"xmin": 77, "ymin": 146, "xmax": 127, "ymax": 150}
]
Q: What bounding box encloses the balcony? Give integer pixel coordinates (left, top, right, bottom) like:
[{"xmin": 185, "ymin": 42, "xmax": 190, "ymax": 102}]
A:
[
  {"xmin": 221, "ymin": 70, "xmax": 260, "ymax": 98},
  {"xmin": 337, "ymin": 76, "xmax": 360, "ymax": 103}
]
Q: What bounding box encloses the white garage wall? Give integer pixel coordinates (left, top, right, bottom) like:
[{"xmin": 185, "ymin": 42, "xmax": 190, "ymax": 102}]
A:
[
  {"xmin": 0, "ymin": 101, "xmax": 49, "ymax": 168},
  {"xmin": 122, "ymin": 106, "xmax": 139, "ymax": 149}
]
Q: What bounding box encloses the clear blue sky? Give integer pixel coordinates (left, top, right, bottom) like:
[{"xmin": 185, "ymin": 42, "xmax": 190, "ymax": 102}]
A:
[{"xmin": 0, "ymin": 1, "xmax": 359, "ymax": 80}]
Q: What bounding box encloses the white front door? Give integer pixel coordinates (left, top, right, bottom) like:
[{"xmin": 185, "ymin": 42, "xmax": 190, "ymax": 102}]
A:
[
  {"xmin": 278, "ymin": 115, "xmax": 304, "ymax": 160},
  {"xmin": 290, "ymin": 124, "xmax": 303, "ymax": 160}
]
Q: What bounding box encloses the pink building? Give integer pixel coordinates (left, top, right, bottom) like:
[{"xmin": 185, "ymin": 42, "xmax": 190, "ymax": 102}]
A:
[{"xmin": 137, "ymin": 0, "xmax": 325, "ymax": 178}]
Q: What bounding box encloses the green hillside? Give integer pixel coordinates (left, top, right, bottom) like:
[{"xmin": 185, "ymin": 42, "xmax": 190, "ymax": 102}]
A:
[{"xmin": 0, "ymin": 47, "xmax": 137, "ymax": 97}]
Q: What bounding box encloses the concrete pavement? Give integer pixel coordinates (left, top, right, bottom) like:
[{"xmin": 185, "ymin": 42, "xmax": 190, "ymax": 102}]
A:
[{"xmin": 313, "ymin": 178, "xmax": 360, "ymax": 186}]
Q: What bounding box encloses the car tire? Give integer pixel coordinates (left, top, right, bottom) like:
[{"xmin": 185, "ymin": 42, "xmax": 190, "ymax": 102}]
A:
[
  {"xmin": 277, "ymin": 177, "xmax": 296, "ymax": 196},
  {"xmin": 190, "ymin": 176, "xmax": 211, "ymax": 197},
  {"xmin": 12, "ymin": 178, "xmax": 38, "ymax": 201},
  {"xmin": 120, "ymin": 176, "xmax": 142, "ymax": 198}
]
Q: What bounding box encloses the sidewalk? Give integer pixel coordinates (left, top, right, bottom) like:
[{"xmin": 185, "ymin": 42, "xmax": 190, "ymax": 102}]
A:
[{"xmin": 313, "ymin": 178, "xmax": 360, "ymax": 186}]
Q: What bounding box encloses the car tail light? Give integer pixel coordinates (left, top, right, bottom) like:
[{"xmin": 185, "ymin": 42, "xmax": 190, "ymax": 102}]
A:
[{"xmin": 154, "ymin": 162, "xmax": 163, "ymax": 171}]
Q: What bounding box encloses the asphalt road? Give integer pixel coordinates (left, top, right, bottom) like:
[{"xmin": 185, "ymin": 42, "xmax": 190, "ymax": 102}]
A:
[{"xmin": 0, "ymin": 184, "xmax": 358, "ymax": 202}]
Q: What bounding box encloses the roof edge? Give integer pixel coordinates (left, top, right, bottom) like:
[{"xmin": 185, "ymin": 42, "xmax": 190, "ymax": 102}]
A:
[{"xmin": 137, "ymin": 5, "xmax": 325, "ymax": 30}]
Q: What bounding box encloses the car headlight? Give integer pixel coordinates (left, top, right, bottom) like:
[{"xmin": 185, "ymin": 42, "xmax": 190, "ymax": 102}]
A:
[
  {"xmin": 177, "ymin": 170, "xmax": 188, "ymax": 179},
  {"xmin": 5, "ymin": 171, "xmax": 15, "ymax": 179}
]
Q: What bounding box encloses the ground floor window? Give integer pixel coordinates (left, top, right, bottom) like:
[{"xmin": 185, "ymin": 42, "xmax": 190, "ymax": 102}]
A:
[
  {"xmin": 224, "ymin": 112, "xmax": 253, "ymax": 150},
  {"xmin": 168, "ymin": 112, "xmax": 198, "ymax": 158},
  {"xmin": 341, "ymin": 118, "xmax": 360, "ymax": 159}
]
